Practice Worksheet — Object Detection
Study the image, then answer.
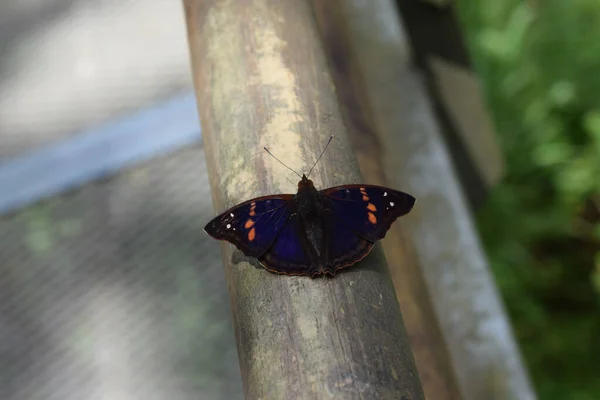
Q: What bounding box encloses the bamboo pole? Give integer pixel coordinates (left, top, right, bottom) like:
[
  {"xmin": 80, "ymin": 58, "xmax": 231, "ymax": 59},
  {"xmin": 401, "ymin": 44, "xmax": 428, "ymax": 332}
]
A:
[
  {"xmin": 183, "ymin": 1, "xmax": 425, "ymax": 398},
  {"xmin": 313, "ymin": 1, "xmax": 536, "ymax": 399},
  {"xmin": 313, "ymin": 2, "xmax": 463, "ymax": 399}
]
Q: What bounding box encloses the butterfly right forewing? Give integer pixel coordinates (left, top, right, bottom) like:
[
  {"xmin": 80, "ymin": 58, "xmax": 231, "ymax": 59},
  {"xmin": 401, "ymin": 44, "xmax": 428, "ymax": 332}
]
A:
[
  {"xmin": 322, "ymin": 185, "xmax": 415, "ymax": 243},
  {"xmin": 317, "ymin": 185, "xmax": 415, "ymax": 273}
]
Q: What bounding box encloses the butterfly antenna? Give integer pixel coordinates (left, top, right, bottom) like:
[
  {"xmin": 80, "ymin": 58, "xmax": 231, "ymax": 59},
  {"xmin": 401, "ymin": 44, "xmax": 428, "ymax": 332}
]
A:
[
  {"xmin": 263, "ymin": 146, "xmax": 303, "ymax": 178},
  {"xmin": 307, "ymin": 135, "xmax": 334, "ymax": 178}
]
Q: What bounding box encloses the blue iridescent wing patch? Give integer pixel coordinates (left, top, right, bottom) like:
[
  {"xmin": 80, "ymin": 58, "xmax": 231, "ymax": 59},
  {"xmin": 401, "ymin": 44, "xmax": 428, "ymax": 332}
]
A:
[
  {"xmin": 258, "ymin": 213, "xmax": 315, "ymax": 276},
  {"xmin": 322, "ymin": 209, "xmax": 374, "ymax": 276}
]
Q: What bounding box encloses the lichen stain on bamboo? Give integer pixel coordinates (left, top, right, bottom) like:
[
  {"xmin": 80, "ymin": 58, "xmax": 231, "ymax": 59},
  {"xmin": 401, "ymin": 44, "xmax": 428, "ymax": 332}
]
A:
[
  {"xmin": 204, "ymin": 3, "xmax": 256, "ymax": 203},
  {"xmin": 235, "ymin": 265, "xmax": 269, "ymax": 308},
  {"xmin": 288, "ymin": 283, "xmax": 327, "ymax": 382},
  {"xmin": 324, "ymin": 371, "xmax": 373, "ymax": 397},
  {"xmin": 247, "ymin": 347, "xmax": 287, "ymax": 398},
  {"xmin": 249, "ymin": 1, "xmax": 305, "ymax": 191},
  {"xmin": 204, "ymin": 5, "xmax": 247, "ymax": 129},
  {"xmin": 391, "ymin": 367, "xmax": 399, "ymax": 381},
  {"xmin": 293, "ymin": 304, "xmax": 319, "ymax": 341},
  {"xmin": 222, "ymin": 157, "xmax": 255, "ymax": 205}
]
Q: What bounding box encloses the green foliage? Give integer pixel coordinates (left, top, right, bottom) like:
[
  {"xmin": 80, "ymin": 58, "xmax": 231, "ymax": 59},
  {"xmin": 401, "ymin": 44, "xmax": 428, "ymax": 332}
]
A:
[{"xmin": 457, "ymin": 1, "xmax": 600, "ymax": 399}]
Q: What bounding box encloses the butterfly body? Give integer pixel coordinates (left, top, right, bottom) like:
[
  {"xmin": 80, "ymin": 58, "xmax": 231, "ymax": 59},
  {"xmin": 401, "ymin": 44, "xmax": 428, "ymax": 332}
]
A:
[{"xmin": 204, "ymin": 174, "xmax": 415, "ymax": 278}]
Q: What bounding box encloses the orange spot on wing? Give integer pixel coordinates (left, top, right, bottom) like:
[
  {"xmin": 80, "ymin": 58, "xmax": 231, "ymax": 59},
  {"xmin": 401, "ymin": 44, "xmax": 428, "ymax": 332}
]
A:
[
  {"xmin": 367, "ymin": 203, "xmax": 377, "ymax": 211},
  {"xmin": 248, "ymin": 227, "xmax": 256, "ymax": 241},
  {"xmin": 249, "ymin": 210, "xmax": 256, "ymax": 216},
  {"xmin": 368, "ymin": 212, "xmax": 377, "ymax": 224},
  {"xmin": 244, "ymin": 219, "xmax": 254, "ymax": 229},
  {"xmin": 362, "ymin": 195, "xmax": 370, "ymax": 201}
]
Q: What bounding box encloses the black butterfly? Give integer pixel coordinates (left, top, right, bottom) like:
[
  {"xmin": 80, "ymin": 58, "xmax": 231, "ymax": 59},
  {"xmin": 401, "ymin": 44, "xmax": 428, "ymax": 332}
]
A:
[{"xmin": 204, "ymin": 137, "xmax": 416, "ymax": 278}]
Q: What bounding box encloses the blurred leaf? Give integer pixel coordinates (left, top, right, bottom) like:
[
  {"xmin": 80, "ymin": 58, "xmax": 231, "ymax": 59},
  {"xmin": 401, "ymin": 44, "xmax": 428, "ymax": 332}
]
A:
[
  {"xmin": 556, "ymin": 158, "xmax": 596, "ymax": 203},
  {"xmin": 548, "ymin": 81, "xmax": 576, "ymax": 107},
  {"xmin": 583, "ymin": 110, "xmax": 600, "ymax": 151},
  {"xmin": 505, "ymin": 3, "xmax": 535, "ymax": 53},
  {"xmin": 478, "ymin": 29, "xmax": 514, "ymax": 60},
  {"xmin": 532, "ymin": 141, "xmax": 572, "ymax": 167},
  {"xmin": 593, "ymin": 253, "xmax": 600, "ymax": 294}
]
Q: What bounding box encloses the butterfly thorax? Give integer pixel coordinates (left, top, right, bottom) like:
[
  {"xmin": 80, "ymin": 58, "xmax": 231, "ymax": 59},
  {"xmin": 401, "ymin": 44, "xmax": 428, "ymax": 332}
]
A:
[{"xmin": 295, "ymin": 175, "xmax": 322, "ymax": 221}]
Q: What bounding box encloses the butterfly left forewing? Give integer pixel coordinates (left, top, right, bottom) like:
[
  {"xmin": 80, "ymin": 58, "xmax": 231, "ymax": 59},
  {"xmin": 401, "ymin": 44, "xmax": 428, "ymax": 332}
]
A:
[
  {"xmin": 321, "ymin": 185, "xmax": 415, "ymax": 243},
  {"xmin": 204, "ymin": 194, "xmax": 294, "ymax": 257}
]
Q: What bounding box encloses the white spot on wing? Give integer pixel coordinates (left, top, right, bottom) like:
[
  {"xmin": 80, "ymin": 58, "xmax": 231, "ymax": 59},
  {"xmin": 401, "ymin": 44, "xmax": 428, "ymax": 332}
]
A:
[
  {"xmin": 226, "ymin": 224, "xmax": 231, "ymax": 229},
  {"xmin": 230, "ymin": 213, "xmax": 234, "ymax": 217},
  {"xmin": 384, "ymin": 192, "xmax": 388, "ymax": 196},
  {"xmin": 390, "ymin": 202, "xmax": 395, "ymax": 207}
]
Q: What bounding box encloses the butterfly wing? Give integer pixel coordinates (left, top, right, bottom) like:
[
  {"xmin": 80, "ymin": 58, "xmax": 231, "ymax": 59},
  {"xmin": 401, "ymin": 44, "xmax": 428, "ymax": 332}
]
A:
[
  {"xmin": 204, "ymin": 194, "xmax": 294, "ymax": 258},
  {"xmin": 261, "ymin": 208, "xmax": 376, "ymax": 278},
  {"xmin": 321, "ymin": 208, "xmax": 374, "ymax": 275},
  {"xmin": 258, "ymin": 212, "xmax": 318, "ymax": 277},
  {"xmin": 320, "ymin": 185, "xmax": 415, "ymax": 269}
]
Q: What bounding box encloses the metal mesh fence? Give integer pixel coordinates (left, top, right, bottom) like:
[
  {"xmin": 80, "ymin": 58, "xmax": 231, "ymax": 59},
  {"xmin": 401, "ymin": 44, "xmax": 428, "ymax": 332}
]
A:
[
  {"xmin": 0, "ymin": 146, "xmax": 243, "ymax": 400},
  {"xmin": 0, "ymin": 0, "xmax": 193, "ymax": 160}
]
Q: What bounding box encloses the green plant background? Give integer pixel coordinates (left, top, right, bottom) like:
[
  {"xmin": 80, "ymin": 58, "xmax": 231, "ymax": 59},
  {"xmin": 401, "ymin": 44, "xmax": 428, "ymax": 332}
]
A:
[{"xmin": 457, "ymin": 1, "xmax": 600, "ymax": 399}]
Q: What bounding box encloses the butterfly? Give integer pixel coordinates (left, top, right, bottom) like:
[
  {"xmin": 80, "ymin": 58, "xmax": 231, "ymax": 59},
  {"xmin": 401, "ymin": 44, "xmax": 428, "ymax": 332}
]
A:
[{"xmin": 204, "ymin": 137, "xmax": 416, "ymax": 278}]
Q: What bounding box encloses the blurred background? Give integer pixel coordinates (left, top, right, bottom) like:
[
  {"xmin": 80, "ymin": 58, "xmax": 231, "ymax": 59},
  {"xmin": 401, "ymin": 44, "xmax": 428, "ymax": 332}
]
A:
[
  {"xmin": 0, "ymin": 1, "xmax": 242, "ymax": 399},
  {"xmin": 0, "ymin": 0, "xmax": 598, "ymax": 399},
  {"xmin": 459, "ymin": 1, "xmax": 600, "ymax": 399}
]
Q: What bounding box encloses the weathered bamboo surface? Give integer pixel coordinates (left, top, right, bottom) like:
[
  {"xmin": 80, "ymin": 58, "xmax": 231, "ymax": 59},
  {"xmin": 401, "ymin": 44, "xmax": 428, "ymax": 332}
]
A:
[
  {"xmin": 315, "ymin": 1, "xmax": 536, "ymax": 399},
  {"xmin": 313, "ymin": 2, "xmax": 463, "ymax": 399},
  {"xmin": 184, "ymin": 0, "xmax": 425, "ymax": 399}
]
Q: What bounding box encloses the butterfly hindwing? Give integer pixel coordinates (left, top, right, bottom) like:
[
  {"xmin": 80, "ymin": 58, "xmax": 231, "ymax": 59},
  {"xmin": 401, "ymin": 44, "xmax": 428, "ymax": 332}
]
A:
[
  {"xmin": 258, "ymin": 213, "xmax": 317, "ymax": 276},
  {"xmin": 203, "ymin": 194, "xmax": 294, "ymax": 257},
  {"xmin": 322, "ymin": 208, "xmax": 374, "ymax": 275},
  {"xmin": 321, "ymin": 185, "xmax": 416, "ymax": 243}
]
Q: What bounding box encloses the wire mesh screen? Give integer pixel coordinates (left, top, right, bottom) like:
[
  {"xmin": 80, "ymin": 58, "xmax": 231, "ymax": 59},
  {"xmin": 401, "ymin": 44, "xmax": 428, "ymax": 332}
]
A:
[
  {"xmin": 0, "ymin": 146, "xmax": 243, "ymax": 400},
  {"xmin": 0, "ymin": 0, "xmax": 193, "ymax": 160}
]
